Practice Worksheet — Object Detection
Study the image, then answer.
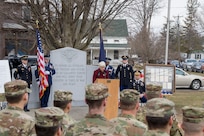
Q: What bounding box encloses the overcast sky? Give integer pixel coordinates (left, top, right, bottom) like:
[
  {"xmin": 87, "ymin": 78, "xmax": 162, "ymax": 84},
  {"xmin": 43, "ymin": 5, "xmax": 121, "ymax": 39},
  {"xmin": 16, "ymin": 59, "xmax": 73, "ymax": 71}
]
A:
[{"xmin": 151, "ymin": 0, "xmax": 204, "ymax": 33}]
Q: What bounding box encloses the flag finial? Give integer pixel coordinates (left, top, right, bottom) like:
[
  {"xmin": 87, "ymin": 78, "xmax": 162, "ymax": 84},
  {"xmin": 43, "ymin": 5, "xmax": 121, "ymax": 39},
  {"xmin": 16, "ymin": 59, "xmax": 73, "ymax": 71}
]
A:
[
  {"xmin": 99, "ymin": 22, "xmax": 102, "ymax": 30},
  {"xmin": 36, "ymin": 20, "xmax": 39, "ymax": 29}
]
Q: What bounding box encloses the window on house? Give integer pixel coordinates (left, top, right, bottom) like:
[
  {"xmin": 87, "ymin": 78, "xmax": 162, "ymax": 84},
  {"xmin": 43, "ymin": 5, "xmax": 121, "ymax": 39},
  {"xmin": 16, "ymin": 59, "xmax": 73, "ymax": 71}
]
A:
[
  {"xmin": 114, "ymin": 50, "xmax": 119, "ymax": 59},
  {"xmin": 195, "ymin": 54, "xmax": 201, "ymax": 59},
  {"xmin": 22, "ymin": 6, "xmax": 31, "ymax": 22},
  {"xmin": 114, "ymin": 40, "xmax": 119, "ymax": 42},
  {"xmin": 103, "ymin": 40, "xmax": 107, "ymax": 42}
]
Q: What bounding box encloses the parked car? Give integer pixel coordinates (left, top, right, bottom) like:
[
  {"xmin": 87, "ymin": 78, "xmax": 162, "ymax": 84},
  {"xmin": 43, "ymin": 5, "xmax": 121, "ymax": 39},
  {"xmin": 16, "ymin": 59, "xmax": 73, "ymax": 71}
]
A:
[
  {"xmin": 170, "ymin": 60, "xmax": 180, "ymax": 68},
  {"xmin": 182, "ymin": 59, "xmax": 197, "ymax": 71},
  {"xmin": 191, "ymin": 62, "xmax": 204, "ymax": 73},
  {"xmin": 175, "ymin": 68, "xmax": 204, "ymax": 90}
]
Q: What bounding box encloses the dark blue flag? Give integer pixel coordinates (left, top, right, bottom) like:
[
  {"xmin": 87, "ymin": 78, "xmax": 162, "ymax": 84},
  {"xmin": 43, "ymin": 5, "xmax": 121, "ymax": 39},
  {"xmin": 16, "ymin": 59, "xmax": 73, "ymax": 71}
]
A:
[{"xmin": 99, "ymin": 29, "xmax": 106, "ymax": 62}]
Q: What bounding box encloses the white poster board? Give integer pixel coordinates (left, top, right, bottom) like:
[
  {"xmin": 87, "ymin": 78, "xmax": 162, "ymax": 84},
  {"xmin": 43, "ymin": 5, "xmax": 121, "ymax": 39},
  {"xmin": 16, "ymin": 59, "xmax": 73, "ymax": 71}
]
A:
[{"xmin": 0, "ymin": 60, "xmax": 11, "ymax": 93}]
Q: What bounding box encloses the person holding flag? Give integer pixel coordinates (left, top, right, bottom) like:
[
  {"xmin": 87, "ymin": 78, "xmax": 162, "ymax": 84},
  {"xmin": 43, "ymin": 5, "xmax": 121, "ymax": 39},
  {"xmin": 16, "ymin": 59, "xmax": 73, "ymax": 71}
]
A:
[
  {"xmin": 92, "ymin": 22, "xmax": 109, "ymax": 83},
  {"xmin": 35, "ymin": 20, "xmax": 55, "ymax": 107}
]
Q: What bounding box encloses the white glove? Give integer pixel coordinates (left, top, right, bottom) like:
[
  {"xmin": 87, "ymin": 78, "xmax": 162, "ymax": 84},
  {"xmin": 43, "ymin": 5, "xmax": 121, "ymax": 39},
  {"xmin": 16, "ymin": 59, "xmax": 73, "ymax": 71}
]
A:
[
  {"xmin": 45, "ymin": 71, "xmax": 50, "ymax": 75},
  {"xmin": 37, "ymin": 81, "xmax": 40, "ymax": 85},
  {"xmin": 139, "ymin": 94, "xmax": 144, "ymax": 98}
]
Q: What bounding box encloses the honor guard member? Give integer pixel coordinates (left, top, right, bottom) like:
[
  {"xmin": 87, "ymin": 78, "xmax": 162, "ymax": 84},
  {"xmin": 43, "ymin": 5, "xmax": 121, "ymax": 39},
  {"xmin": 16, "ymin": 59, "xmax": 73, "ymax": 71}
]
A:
[
  {"xmin": 105, "ymin": 58, "xmax": 115, "ymax": 79},
  {"xmin": 35, "ymin": 107, "xmax": 64, "ymax": 136},
  {"xmin": 14, "ymin": 55, "xmax": 32, "ymax": 112},
  {"xmin": 132, "ymin": 71, "xmax": 147, "ymax": 103},
  {"xmin": 144, "ymin": 98, "xmax": 175, "ymax": 136},
  {"xmin": 111, "ymin": 89, "xmax": 147, "ymax": 136},
  {"xmin": 115, "ymin": 55, "xmax": 134, "ymax": 91},
  {"xmin": 54, "ymin": 90, "xmax": 76, "ymax": 135},
  {"xmin": 92, "ymin": 61, "xmax": 109, "ymax": 83},
  {"xmin": 181, "ymin": 106, "xmax": 204, "ymax": 136},
  {"xmin": 0, "ymin": 80, "xmax": 35, "ymax": 136},
  {"xmin": 66, "ymin": 83, "xmax": 127, "ymax": 136},
  {"xmin": 35, "ymin": 55, "xmax": 56, "ymax": 107}
]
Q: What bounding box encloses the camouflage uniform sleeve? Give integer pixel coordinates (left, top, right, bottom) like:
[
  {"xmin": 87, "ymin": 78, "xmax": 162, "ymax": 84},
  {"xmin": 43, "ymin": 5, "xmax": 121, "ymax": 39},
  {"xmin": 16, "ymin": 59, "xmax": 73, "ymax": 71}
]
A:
[
  {"xmin": 65, "ymin": 124, "xmax": 75, "ymax": 136},
  {"xmin": 170, "ymin": 115, "xmax": 184, "ymax": 136}
]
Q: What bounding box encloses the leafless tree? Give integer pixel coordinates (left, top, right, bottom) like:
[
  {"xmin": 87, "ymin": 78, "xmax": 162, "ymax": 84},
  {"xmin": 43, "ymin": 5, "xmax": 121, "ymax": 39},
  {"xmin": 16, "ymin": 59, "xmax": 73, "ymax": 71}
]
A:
[
  {"xmin": 127, "ymin": 0, "xmax": 163, "ymax": 63},
  {"xmin": 1, "ymin": 0, "xmax": 132, "ymax": 51}
]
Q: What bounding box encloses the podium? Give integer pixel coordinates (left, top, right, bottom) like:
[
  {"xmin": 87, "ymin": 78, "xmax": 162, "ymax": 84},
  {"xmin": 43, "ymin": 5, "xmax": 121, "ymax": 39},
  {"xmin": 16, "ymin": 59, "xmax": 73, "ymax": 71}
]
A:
[{"xmin": 95, "ymin": 79, "xmax": 119, "ymax": 120}]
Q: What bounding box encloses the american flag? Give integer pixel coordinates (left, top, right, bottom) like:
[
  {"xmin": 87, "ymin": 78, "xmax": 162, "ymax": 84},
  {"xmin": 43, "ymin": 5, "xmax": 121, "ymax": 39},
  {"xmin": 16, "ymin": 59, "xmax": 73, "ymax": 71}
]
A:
[{"xmin": 36, "ymin": 29, "xmax": 48, "ymax": 99}]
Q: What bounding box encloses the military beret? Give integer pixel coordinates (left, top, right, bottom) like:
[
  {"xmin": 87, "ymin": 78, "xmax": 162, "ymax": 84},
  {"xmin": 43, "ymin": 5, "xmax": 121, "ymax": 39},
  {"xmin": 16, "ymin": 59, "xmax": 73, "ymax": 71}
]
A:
[
  {"xmin": 120, "ymin": 89, "xmax": 140, "ymax": 103},
  {"xmin": 121, "ymin": 55, "xmax": 129, "ymax": 60},
  {"xmin": 146, "ymin": 98, "xmax": 175, "ymax": 117},
  {"xmin": 54, "ymin": 90, "xmax": 73, "ymax": 101},
  {"xmin": 4, "ymin": 80, "xmax": 32, "ymax": 97},
  {"xmin": 85, "ymin": 83, "xmax": 108, "ymax": 100},
  {"xmin": 20, "ymin": 55, "xmax": 28, "ymax": 60},
  {"xmin": 35, "ymin": 107, "xmax": 64, "ymax": 127},
  {"xmin": 182, "ymin": 106, "xmax": 204, "ymax": 124}
]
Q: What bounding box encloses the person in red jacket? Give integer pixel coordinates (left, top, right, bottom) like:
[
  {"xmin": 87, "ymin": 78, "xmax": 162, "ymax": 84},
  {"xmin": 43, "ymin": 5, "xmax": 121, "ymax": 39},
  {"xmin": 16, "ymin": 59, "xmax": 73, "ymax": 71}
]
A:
[{"xmin": 93, "ymin": 61, "xmax": 109, "ymax": 83}]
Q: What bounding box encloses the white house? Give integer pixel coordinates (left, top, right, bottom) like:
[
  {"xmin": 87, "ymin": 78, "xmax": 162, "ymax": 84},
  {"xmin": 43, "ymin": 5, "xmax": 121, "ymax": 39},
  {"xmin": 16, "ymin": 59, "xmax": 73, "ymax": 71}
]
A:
[{"xmin": 86, "ymin": 19, "xmax": 130, "ymax": 68}]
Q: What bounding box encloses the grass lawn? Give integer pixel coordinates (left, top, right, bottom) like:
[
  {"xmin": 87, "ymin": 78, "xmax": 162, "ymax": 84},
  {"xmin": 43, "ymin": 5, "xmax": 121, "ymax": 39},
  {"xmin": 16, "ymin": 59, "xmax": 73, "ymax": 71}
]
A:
[{"xmin": 165, "ymin": 90, "xmax": 204, "ymax": 122}]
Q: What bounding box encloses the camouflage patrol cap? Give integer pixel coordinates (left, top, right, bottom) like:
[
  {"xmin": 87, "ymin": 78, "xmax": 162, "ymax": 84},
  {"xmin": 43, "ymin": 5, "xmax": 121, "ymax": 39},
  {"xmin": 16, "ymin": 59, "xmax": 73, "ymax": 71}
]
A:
[
  {"xmin": 35, "ymin": 107, "xmax": 64, "ymax": 127},
  {"xmin": 120, "ymin": 89, "xmax": 140, "ymax": 103},
  {"xmin": 4, "ymin": 80, "xmax": 32, "ymax": 96},
  {"xmin": 146, "ymin": 84, "xmax": 162, "ymax": 99},
  {"xmin": 182, "ymin": 106, "xmax": 204, "ymax": 124},
  {"xmin": 54, "ymin": 90, "xmax": 73, "ymax": 101},
  {"xmin": 146, "ymin": 98, "xmax": 175, "ymax": 117},
  {"xmin": 0, "ymin": 93, "xmax": 6, "ymax": 102},
  {"xmin": 85, "ymin": 83, "xmax": 108, "ymax": 100}
]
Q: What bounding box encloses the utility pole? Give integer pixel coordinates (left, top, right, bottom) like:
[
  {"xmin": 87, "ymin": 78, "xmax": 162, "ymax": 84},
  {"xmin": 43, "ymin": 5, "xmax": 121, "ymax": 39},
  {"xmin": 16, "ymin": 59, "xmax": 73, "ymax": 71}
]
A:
[
  {"xmin": 165, "ymin": 0, "xmax": 171, "ymax": 65},
  {"xmin": 174, "ymin": 15, "xmax": 183, "ymax": 60}
]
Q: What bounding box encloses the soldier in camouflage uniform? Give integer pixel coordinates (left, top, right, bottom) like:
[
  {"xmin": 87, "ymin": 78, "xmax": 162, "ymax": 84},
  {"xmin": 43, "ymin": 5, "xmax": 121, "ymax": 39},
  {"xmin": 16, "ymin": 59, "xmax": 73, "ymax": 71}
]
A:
[
  {"xmin": 54, "ymin": 90, "xmax": 76, "ymax": 135},
  {"xmin": 136, "ymin": 84, "xmax": 183, "ymax": 136},
  {"xmin": 0, "ymin": 80, "xmax": 35, "ymax": 136},
  {"xmin": 181, "ymin": 106, "xmax": 204, "ymax": 136},
  {"xmin": 111, "ymin": 89, "xmax": 147, "ymax": 136},
  {"xmin": 144, "ymin": 98, "xmax": 175, "ymax": 136},
  {"xmin": 66, "ymin": 83, "xmax": 127, "ymax": 136},
  {"xmin": 35, "ymin": 107, "xmax": 64, "ymax": 136}
]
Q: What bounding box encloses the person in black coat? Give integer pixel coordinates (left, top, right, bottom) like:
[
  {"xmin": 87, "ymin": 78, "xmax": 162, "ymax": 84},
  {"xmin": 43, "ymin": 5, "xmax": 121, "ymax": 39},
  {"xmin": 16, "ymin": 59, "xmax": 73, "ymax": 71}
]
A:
[
  {"xmin": 115, "ymin": 56, "xmax": 134, "ymax": 91},
  {"xmin": 132, "ymin": 71, "xmax": 147, "ymax": 103},
  {"xmin": 14, "ymin": 55, "xmax": 32, "ymax": 112},
  {"xmin": 105, "ymin": 58, "xmax": 115, "ymax": 79}
]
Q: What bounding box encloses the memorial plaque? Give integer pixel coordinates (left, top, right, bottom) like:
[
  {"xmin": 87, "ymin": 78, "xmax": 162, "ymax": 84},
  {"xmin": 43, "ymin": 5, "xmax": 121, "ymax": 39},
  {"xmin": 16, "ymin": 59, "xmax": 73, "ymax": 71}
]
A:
[{"xmin": 51, "ymin": 47, "xmax": 88, "ymax": 106}]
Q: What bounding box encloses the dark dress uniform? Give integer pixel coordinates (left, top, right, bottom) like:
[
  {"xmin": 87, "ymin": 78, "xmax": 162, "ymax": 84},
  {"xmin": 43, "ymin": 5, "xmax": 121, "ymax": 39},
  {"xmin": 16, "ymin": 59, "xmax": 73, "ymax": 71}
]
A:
[
  {"xmin": 132, "ymin": 79, "xmax": 147, "ymax": 103},
  {"xmin": 93, "ymin": 68, "xmax": 109, "ymax": 83},
  {"xmin": 115, "ymin": 64, "xmax": 134, "ymax": 91},
  {"xmin": 14, "ymin": 62, "xmax": 32, "ymax": 111}
]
